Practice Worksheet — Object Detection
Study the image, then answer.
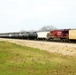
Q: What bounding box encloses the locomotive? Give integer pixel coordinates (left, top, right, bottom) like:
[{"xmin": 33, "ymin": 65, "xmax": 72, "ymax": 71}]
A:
[
  {"xmin": 47, "ymin": 29, "xmax": 69, "ymax": 41},
  {"xmin": 0, "ymin": 29, "xmax": 76, "ymax": 42},
  {"xmin": 47, "ymin": 29, "xmax": 76, "ymax": 42}
]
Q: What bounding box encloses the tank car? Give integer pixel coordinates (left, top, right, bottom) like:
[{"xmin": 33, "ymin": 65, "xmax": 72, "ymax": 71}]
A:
[
  {"xmin": 14, "ymin": 32, "xmax": 19, "ymax": 38},
  {"xmin": 0, "ymin": 33, "xmax": 6, "ymax": 38},
  {"xmin": 22, "ymin": 32, "xmax": 29, "ymax": 39},
  {"xmin": 9, "ymin": 33, "xmax": 16, "ymax": 38},
  {"xmin": 7, "ymin": 32, "xmax": 20, "ymax": 38},
  {"xmin": 28, "ymin": 32, "xmax": 37, "ymax": 39},
  {"xmin": 18, "ymin": 32, "xmax": 24, "ymax": 39}
]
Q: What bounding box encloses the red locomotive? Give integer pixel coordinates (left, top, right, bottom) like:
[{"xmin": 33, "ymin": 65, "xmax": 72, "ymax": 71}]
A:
[{"xmin": 47, "ymin": 29, "xmax": 70, "ymax": 42}]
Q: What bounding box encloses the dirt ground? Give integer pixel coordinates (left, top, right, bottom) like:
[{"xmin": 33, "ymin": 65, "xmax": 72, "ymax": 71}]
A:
[{"xmin": 0, "ymin": 38, "xmax": 76, "ymax": 56}]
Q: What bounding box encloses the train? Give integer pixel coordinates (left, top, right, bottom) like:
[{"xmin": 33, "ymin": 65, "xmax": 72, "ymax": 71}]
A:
[{"xmin": 0, "ymin": 29, "xmax": 76, "ymax": 42}]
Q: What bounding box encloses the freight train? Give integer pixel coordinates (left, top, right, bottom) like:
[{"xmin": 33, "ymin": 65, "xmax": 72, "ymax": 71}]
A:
[{"xmin": 0, "ymin": 29, "xmax": 76, "ymax": 42}]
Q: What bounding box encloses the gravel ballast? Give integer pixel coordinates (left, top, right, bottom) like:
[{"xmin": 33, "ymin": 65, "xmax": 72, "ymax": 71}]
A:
[{"xmin": 0, "ymin": 38, "xmax": 76, "ymax": 56}]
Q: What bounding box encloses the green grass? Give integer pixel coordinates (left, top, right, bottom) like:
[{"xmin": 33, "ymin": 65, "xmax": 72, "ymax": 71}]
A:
[{"xmin": 0, "ymin": 41, "xmax": 76, "ymax": 75}]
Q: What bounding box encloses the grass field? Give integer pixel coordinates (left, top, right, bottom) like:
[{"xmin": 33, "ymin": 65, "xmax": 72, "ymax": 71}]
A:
[{"xmin": 0, "ymin": 41, "xmax": 76, "ymax": 75}]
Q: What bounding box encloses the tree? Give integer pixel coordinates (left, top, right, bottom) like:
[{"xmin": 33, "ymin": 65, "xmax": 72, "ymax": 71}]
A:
[{"xmin": 39, "ymin": 25, "xmax": 57, "ymax": 31}]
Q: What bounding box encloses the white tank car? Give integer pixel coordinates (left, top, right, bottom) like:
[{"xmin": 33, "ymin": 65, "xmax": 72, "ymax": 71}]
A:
[{"xmin": 37, "ymin": 31, "xmax": 49, "ymax": 40}]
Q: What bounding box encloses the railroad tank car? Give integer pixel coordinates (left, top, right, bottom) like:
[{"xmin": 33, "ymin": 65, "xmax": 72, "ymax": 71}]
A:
[
  {"xmin": 18, "ymin": 32, "xmax": 24, "ymax": 39},
  {"xmin": 37, "ymin": 31, "xmax": 49, "ymax": 40},
  {"xmin": 0, "ymin": 33, "xmax": 5, "ymax": 38},
  {"xmin": 8, "ymin": 33, "xmax": 13, "ymax": 38},
  {"xmin": 28, "ymin": 32, "xmax": 37, "ymax": 39},
  {"xmin": 11, "ymin": 33, "xmax": 19, "ymax": 38},
  {"xmin": 6, "ymin": 32, "xmax": 20, "ymax": 38},
  {"xmin": 0, "ymin": 33, "xmax": 8, "ymax": 38},
  {"xmin": 22, "ymin": 32, "xmax": 29, "ymax": 39},
  {"xmin": 17, "ymin": 32, "xmax": 29, "ymax": 39},
  {"xmin": 5, "ymin": 33, "xmax": 9, "ymax": 38},
  {"xmin": 9, "ymin": 33, "xmax": 16, "ymax": 38},
  {"xmin": 14, "ymin": 32, "xmax": 19, "ymax": 38}
]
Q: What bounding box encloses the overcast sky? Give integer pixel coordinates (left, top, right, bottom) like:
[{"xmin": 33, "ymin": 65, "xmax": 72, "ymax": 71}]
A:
[{"xmin": 0, "ymin": 0, "xmax": 76, "ymax": 32}]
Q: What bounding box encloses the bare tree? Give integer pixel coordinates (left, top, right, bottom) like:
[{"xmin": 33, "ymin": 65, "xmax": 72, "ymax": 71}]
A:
[{"xmin": 39, "ymin": 25, "xmax": 57, "ymax": 31}]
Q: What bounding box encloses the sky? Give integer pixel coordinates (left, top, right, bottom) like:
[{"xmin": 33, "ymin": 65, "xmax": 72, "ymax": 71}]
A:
[{"xmin": 0, "ymin": 0, "xmax": 76, "ymax": 32}]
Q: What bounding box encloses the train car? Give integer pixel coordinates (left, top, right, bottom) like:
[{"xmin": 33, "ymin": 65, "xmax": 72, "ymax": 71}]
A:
[
  {"xmin": 6, "ymin": 32, "xmax": 19, "ymax": 38},
  {"xmin": 47, "ymin": 29, "xmax": 69, "ymax": 41},
  {"xmin": 14, "ymin": 32, "xmax": 19, "ymax": 38},
  {"xmin": 9, "ymin": 33, "xmax": 15, "ymax": 38},
  {"xmin": 23, "ymin": 32, "xmax": 29, "ymax": 39},
  {"xmin": 18, "ymin": 32, "xmax": 24, "ymax": 39},
  {"xmin": 37, "ymin": 31, "xmax": 49, "ymax": 40},
  {"xmin": 0, "ymin": 33, "xmax": 5, "ymax": 38},
  {"xmin": 5, "ymin": 33, "xmax": 10, "ymax": 38},
  {"xmin": 69, "ymin": 29, "xmax": 76, "ymax": 40},
  {"xmin": 8, "ymin": 33, "xmax": 17, "ymax": 38},
  {"xmin": 9, "ymin": 32, "xmax": 29, "ymax": 39},
  {"xmin": 8, "ymin": 33, "xmax": 14, "ymax": 38},
  {"xmin": 0, "ymin": 33, "xmax": 9, "ymax": 38},
  {"xmin": 28, "ymin": 32, "xmax": 37, "ymax": 39}
]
